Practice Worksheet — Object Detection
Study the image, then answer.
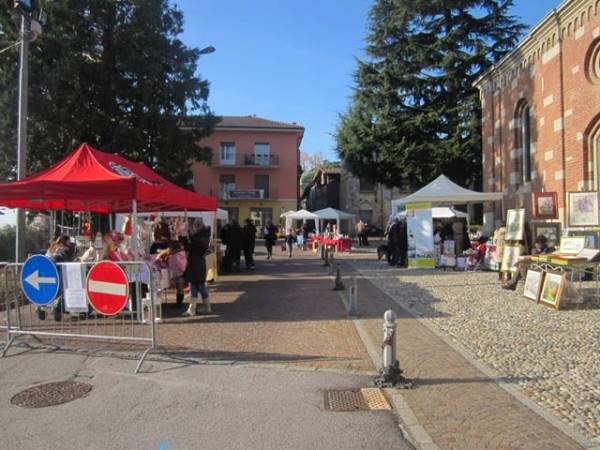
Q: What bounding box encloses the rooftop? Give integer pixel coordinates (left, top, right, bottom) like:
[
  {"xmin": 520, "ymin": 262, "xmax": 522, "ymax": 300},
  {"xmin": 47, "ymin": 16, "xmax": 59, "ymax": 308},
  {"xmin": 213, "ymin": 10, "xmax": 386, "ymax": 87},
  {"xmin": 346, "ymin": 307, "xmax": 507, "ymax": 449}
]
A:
[{"xmin": 216, "ymin": 115, "xmax": 304, "ymax": 131}]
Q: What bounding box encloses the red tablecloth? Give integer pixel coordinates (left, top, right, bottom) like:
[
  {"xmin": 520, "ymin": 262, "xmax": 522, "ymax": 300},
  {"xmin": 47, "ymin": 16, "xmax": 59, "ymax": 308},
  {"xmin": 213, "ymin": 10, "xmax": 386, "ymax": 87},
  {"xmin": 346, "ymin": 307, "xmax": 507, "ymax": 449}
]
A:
[{"xmin": 317, "ymin": 236, "xmax": 353, "ymax": 253}]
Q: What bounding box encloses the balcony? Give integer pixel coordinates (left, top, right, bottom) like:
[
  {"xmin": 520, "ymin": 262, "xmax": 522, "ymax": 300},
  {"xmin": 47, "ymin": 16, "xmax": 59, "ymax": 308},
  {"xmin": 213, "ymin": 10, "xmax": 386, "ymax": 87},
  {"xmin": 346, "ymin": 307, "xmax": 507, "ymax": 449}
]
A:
[
  {"xmin": 243, "ymin": 153, "xmax": 279, "ymax": 167},
  {"xmin": 216, "ymin": 153, "xmax": 279, "ymax": 168},
  {"xmin": 219, "ymin": 187, "xmax": 276, "ymax": 200}
]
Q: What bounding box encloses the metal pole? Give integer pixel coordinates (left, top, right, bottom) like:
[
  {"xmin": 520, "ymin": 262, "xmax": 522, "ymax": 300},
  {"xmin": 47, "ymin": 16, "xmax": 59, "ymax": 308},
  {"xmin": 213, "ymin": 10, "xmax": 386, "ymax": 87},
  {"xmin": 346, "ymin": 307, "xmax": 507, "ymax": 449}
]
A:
[
  {"xmin": 131, "ymin": 200, "xmax": 138, "ymax": 258},
  {"xmin": 15, "ymin": 16, "xmax": 29, "ymax": 262}
]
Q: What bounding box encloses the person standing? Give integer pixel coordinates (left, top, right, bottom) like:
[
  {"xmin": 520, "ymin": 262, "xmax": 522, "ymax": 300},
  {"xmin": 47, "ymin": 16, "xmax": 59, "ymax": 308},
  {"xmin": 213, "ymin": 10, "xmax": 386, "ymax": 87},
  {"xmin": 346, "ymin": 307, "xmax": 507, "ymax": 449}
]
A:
[
  {"xmin": 226, "ymin": 219, "xmax": 243, "ymax": 272},
  {"xmin": 356, "ymin": 219, "xmax": 365, "ymax": 246},
  {"xmin": 363, "ymin": 221, "xmax": 370, "ymax": 246},
  {"xmin": 263, "ymin": 220, "xmax": 277, "ymax": 260},
  {"xmin": 167, "ymin": 241, "xmax": 187, "ymax": 306},
  {"xmin": 242, "ymin": 219, "xmax": 257, "ymax": 270},
  {"xmin": 387, "ymin": 218, "xmax": 400, "ymax": 266},
  {"xmin": 183, "ymin": 222, "xmax": 211, "ymax": 316},
  {"xmin": 285, "ymin": 228, "xmax": 296, "ymax": 258},
  {"xmin": 398, "ymin": 219, "xmax": 408, "ymax": 267}
]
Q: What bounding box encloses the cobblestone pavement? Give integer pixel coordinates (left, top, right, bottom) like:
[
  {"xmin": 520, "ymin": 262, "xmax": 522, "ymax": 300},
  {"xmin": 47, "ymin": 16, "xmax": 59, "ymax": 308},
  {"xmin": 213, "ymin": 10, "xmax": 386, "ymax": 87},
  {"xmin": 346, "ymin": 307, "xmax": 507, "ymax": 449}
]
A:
[
  {"xmin": 155, "ymin": 245, "xmax": 373, "ymax": 373},
  {"xmin": 339, "ymin": 248, "xmax": 599, "ymax": 448}
]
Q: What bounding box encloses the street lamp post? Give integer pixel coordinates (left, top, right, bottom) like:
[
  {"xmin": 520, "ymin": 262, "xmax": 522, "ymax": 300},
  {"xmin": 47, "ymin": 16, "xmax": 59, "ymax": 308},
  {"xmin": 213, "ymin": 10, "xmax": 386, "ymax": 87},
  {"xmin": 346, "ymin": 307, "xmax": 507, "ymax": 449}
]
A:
[
  {"xmin": 13, "ymin": 1, "xmax": 44, "ymax": 262},
  {"xmin": 15, "ymin": 14, "xmax": 30, "ymax": 263}
]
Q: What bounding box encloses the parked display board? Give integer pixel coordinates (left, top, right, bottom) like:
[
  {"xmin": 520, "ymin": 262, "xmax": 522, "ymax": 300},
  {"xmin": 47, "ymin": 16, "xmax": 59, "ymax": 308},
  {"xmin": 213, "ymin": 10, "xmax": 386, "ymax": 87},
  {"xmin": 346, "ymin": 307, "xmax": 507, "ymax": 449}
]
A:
[{"xmin": 405, "ymin": 203, "xmax": 435, "ymax": 269}]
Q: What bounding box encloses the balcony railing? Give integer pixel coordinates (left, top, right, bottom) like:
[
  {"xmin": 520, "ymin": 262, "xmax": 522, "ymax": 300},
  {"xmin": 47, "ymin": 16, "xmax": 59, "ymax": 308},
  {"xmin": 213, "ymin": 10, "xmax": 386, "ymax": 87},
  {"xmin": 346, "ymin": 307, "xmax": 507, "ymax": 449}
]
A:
[
  {"xmin": 219, "ymin": 187, "xmax": 276, "ymax": 200},
  {"xmin": 243, "ymin": 153, "xmax": 279, "ymax": 167}
]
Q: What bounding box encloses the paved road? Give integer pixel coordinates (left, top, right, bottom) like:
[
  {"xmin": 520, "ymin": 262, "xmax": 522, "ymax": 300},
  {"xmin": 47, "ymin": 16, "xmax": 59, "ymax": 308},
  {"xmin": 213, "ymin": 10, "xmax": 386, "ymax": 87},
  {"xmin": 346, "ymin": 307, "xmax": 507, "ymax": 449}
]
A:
[{"xmin": 0, "ymin": 349, "xmax": 413, "ymax": 450}]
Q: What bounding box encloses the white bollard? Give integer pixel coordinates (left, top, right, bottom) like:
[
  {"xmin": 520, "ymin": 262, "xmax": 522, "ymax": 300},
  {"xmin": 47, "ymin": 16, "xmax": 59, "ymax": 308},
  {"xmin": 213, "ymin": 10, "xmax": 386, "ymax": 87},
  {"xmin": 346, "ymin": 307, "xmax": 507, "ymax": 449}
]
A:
[
  {"xmin": 382, "ymin": 309, "xmax": 396, "ymax": 370},
  {"xmin": 347, "ymin": 277, "xmax": 358, "ymax": 316}
]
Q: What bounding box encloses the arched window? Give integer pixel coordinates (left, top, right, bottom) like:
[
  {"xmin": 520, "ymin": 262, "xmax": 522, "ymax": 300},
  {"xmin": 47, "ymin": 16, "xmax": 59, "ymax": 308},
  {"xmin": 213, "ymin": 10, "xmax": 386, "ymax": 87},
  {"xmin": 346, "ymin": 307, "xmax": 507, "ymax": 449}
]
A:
[
  {"xmin": 594, "ymin": 129, "xmax": 600, "ymax": 190},
  {"xmin": 516, "ymin": 102, "xmax": 532, "ymax": 185}
]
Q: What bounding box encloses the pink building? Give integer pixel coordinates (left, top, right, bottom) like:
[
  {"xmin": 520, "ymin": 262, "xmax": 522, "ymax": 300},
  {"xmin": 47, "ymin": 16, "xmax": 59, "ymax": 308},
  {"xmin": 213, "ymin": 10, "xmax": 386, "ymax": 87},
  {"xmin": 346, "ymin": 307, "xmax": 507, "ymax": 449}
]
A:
[{"xmin": 193, "ymin": 116, "xmax": 304, "ymax": 227}]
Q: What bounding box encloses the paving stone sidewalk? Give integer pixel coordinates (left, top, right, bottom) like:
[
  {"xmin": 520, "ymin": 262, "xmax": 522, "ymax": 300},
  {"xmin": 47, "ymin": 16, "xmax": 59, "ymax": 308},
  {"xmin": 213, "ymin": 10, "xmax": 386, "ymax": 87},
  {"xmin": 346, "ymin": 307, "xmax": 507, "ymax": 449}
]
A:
[
  {"xmin": 338, "ymin": 257, "xmax": 587, "ymax": 450},
  {"xmin": 156, "ymin": 246, "xmax": 374, "ymax": 373}
]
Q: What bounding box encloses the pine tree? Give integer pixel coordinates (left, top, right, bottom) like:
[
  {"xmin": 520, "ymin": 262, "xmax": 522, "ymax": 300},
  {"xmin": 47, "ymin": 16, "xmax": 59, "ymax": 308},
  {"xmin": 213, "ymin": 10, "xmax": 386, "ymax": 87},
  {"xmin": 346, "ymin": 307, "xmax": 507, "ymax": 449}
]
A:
[
  {"xmin": 336, "ymin": 0, "xmax": 525, "ymax": 190},
  {"xmin": 0, "ymin": 0, "xmax": 218, "ymax": 187}
]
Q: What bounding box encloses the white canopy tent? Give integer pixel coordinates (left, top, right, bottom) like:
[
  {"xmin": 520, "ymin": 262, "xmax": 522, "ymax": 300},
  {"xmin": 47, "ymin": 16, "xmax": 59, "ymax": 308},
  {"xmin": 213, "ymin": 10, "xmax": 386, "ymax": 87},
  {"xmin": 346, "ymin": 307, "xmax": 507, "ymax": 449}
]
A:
[
  {"xmin": 391, "ymin": 174, "xmax": 503, "ymax": 217},
  {"xmin": 313, "ymin": 207, "xmax": 356, "ymax": 234},
  {"xmin": 397, "ymin": 207, "xmax": 468, "ymax": 220},
  {"xmin": 279, "ymin": 210, "xmax": 296, "ymax": 218},
  {"xmin": 397, "ymin": 206, "xmax": 470, "ymax": 228},
  {"xmin": 284, "ymin": 209, "xmax": 320, "ymax": 234}
]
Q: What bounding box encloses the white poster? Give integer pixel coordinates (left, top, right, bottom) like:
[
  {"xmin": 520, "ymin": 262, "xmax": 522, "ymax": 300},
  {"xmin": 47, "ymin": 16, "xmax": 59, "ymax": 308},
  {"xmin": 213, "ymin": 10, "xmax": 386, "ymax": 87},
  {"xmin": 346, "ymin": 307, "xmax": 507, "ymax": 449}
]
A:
[
  {"xmin": 62, "ymin": 263, "xmax": 88, "ymax": 312},
  {"xmin": 406, "ymin": 203, "xmax": 435, "ymax": 269}
]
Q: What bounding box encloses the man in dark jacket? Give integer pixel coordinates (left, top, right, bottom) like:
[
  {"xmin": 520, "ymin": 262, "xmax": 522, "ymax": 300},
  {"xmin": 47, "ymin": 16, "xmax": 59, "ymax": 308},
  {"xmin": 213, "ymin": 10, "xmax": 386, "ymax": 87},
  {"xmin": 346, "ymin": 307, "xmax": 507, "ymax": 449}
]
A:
[
  {"xmin": 242, "ymin": 219, "xmax": 257, "ymax": 270},
  {"xmin": 388, "ymin": 219, "xmax": 400, "ymax": 266},
  {"xmin": 225, "ymin": 219, "xmax": 243, "ymax": 272}
]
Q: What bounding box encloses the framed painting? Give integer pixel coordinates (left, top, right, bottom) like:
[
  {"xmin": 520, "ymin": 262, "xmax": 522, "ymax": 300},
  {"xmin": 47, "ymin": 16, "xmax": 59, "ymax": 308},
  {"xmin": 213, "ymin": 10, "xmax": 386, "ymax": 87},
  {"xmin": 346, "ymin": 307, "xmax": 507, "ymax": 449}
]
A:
[
  {"xmin": 559, "ymin": 236, "xmax": 585, "ymax": 255},
  {"xmin": 500, "ymin": 243, "xmax": 521, "ymax": 272},
  {"xmin": 568, "ymin": 191, "xmax": 599, "ymax": 227},
  {"xmin": 505, "ymin": 209, "xmax": 525, "ymax": 241},
  {"xmin": 568, "ymin": 230, "xmax": 599, "ymax": 249},
  {"xmin": 532, "ymin": 192, "xmax": 558, "ymax": 219},
  {"xmin": 523, "ymin": 269, "xmax": 543, "ymax": 302},
  {"xmin": 531, "ymin": 222, "xmax": 561, "ymax": 249},
  {"xmin": 539, "ymin": 271, "xmax": 566, "ymax": 310}
]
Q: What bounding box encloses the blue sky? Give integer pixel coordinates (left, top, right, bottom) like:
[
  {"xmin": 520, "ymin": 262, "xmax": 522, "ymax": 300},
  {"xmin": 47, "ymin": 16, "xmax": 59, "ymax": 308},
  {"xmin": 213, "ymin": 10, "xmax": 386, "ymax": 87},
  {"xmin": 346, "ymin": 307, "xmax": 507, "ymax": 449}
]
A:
[
  {"xmin": 175, "ymin": 0, "xmax": 562, "ymax": 162},
  {"xmin": 0, "ymin": 0, "xmax": 564, "ymax": 227}
]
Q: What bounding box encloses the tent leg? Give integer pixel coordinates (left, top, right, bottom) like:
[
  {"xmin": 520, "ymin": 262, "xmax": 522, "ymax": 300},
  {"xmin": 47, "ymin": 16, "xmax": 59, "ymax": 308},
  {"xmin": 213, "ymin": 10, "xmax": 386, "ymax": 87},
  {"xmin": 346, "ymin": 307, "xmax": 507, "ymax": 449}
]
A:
[{"xmin": 131, "ymin": 200, "xmax": 138, "ymax": 258}]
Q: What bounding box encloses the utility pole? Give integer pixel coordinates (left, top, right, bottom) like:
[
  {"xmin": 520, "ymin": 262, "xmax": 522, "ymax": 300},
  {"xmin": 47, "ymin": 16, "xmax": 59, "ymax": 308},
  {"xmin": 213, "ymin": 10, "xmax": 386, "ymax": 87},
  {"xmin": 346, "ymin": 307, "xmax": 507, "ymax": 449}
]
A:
[{"xmin": 15, "ymin": 15, "xmax": 30, "ymax": 262}]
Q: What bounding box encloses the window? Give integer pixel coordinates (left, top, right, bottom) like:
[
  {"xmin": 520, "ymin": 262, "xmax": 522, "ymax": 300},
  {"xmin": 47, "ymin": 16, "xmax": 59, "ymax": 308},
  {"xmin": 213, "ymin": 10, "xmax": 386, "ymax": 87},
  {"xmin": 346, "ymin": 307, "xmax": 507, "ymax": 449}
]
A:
[
  {"xmin": 515, "ymin": 101, "xmax": 532, "ymax": 186},
  {"xmin": 221, "ymin": 207, "xmax": 238, "ymax": 222},
  {"xmin": 359, "ymin": 177, "xmax": 375, "ymax": 192},
  {"xmin": 521, "ymin": 105, "xmax": 532, "ymax": 184},
  {"xmin": 250, "ymin": 207, "xmax": 273, "ymax": 228},
  {"xmin": 254, "ymin": 174, "xmax": 270, "ymax": 198},
  {"xmin": 594, "ymin": 130, "xmax": 600, "ymax": 190},
  {"xmin": 220, "ymin": 142, "xmax": 236, "ymax": 165},
  {"xmin": 585, "ymin": 38, "xmax": 600, "ymax": 84},
  {"xmin": 253, "ymin": 143, "xmax": 270, "ymax": 166},
  {"xmin": 220, "ymin": 174, "xmax": 235, "ymax": 199}
]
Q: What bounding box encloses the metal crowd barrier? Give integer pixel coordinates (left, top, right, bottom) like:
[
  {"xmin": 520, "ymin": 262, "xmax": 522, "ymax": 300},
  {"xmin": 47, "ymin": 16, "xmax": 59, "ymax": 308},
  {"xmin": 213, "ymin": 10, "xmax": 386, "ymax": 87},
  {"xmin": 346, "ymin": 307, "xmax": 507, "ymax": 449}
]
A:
[{"xmin": 1, "ymin": 260, "xmax": 157, "ymax": 373}]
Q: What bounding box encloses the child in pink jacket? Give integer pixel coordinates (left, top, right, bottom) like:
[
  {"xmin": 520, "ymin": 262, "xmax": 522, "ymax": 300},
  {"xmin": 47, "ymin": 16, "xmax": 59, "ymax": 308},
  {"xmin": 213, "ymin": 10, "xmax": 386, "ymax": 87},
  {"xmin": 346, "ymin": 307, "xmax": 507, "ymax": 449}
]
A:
[{"xmin": 168, "ymin": 241, "xmax": 188, "ymax": 306}]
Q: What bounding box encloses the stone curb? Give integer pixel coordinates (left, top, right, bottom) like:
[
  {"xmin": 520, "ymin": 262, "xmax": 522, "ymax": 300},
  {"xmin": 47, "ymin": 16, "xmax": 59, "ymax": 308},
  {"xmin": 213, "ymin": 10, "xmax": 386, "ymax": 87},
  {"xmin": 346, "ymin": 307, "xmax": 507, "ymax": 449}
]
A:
[
  {"xmin": 334, "ymin": 285, "xmax": 432, "ymax": 450},
  {"xmin": 343, "ymin": 259, "xmax": 600, "ymax": 450}
]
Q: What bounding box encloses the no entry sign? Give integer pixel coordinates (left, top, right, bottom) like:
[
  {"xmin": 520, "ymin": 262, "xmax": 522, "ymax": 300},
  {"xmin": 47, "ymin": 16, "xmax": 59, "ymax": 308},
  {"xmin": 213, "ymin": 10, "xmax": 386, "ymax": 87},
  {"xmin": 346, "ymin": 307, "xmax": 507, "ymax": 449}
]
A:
[{"xmin": 85, "ymin": 261, "xmax": 129, "ymax": 315}]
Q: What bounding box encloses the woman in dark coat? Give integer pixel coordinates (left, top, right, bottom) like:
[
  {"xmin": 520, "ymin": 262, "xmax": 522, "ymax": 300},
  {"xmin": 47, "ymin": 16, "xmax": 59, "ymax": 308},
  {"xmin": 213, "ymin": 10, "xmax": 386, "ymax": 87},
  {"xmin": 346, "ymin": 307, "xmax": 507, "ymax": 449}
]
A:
[
  {"xmin": 263, "ymin": 221, "xmax": 277, "ymax": 260},
  {"xmin": 183, "ymin": 222, "xmax": 211, "ymax": 316},
  {"xmin": 242, "ymin": 219, "xmax": 257, "ymax": 270}
]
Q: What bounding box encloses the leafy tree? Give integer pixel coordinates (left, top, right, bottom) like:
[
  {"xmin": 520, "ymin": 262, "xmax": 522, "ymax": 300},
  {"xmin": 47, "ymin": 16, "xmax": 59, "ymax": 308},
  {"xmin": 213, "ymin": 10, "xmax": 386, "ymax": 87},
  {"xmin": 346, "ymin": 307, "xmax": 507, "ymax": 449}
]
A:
[
  {"xmin": 336, "ymin": 0, "xmax": 525, "ymax": 190},
  {"xmin": 0, "ymin": 0, "xmax": 218, "ymax": 187}
]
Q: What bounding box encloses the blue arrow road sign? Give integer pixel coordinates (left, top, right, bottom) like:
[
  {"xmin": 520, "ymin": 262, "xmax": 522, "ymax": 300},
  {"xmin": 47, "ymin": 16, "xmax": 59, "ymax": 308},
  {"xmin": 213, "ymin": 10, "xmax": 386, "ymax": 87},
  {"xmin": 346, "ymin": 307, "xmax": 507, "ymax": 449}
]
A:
[{"xmin": 20, "ymin": 255, "xmax": 60, "ymax": 306}]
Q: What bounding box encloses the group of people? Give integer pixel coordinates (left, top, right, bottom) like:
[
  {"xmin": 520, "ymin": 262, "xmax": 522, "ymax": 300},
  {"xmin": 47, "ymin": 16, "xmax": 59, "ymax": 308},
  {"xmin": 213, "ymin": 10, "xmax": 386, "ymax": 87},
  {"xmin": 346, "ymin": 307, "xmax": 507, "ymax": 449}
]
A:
[{"xmin": 221, "ymin": 218, "xmax": 258, "ymax": 272}]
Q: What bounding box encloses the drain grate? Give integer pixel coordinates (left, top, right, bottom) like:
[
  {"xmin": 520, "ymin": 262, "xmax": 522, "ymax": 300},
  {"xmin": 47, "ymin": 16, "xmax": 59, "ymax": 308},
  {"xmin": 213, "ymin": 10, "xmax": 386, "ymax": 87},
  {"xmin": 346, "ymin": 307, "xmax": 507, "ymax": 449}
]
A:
[
  {"xmin": 11, "ymin": 380, "xmax": 92, "ymax": 408},
  {"xmin": 360, "ymin": 388, "xmax": 391, "ymax": 410},
  {"xmin": 322, "ymin": 388, "xmax": 391, "ymax": 411}
]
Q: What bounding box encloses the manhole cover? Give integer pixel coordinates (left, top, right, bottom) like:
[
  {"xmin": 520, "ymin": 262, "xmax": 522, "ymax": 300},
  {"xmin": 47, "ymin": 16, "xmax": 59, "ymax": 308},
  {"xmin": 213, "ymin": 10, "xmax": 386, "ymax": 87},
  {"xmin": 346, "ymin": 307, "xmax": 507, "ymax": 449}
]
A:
[
  {"xmin": 11, "ymin": 380, "xmax": 92, "ymax": 408},
  {"xmin": 322, "ymin": 388, "xmax": 391, "ymax": 411}
]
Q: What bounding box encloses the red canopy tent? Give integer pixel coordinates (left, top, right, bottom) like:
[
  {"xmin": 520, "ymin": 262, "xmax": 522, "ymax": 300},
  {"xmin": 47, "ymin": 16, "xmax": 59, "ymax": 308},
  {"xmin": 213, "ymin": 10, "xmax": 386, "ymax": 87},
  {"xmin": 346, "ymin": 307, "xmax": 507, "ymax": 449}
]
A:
[{"xmin": 0, "ymin": 143, "xmax": 217, "ymax": 213}]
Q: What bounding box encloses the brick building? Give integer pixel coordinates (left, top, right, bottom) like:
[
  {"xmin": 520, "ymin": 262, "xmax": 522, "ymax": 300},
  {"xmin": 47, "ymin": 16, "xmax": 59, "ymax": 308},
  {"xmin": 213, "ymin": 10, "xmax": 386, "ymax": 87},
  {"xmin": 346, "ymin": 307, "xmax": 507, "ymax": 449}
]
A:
[
  {"xmin": 192, "ymin": 116, "xmax": 303, "ymax": 227},
  {"xmin": 475, "ymin": 0, "xmax": 600, "ymax": 232}
]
